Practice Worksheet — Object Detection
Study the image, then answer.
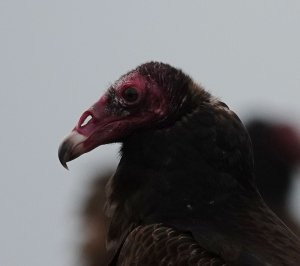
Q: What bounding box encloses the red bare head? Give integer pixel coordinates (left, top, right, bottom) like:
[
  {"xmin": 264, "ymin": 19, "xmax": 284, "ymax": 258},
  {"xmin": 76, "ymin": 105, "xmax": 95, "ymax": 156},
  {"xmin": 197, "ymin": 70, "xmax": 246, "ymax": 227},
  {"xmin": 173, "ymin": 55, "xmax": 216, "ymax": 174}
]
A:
[{"xmin": 58, "ymin": 62, "xmax": 194, "ymax": 168}]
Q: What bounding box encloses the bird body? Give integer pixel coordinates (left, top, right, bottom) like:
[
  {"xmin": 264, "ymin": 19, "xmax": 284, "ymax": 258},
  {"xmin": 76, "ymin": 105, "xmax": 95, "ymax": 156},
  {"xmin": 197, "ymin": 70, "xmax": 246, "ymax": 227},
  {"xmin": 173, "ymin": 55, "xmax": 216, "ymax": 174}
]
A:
[{"xmin": 59, "ymin": 62, "xmax": 300, "ymax": 265}]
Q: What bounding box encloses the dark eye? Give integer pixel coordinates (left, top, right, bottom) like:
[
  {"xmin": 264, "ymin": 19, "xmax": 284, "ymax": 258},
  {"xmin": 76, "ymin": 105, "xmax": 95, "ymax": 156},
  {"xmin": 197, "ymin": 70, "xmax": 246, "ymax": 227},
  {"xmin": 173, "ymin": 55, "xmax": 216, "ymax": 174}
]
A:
[{"xmin": 122, "ymin": 87, "xmax": 139, "ymax": 103}]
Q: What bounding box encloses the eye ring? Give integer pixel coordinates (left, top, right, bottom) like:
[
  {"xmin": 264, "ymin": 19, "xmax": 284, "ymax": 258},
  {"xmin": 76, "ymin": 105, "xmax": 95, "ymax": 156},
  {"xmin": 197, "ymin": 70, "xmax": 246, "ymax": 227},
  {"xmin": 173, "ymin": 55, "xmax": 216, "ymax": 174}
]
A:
[{"xmin": 122, "ymin": 87, "xmax": 139, "ymax": 103}]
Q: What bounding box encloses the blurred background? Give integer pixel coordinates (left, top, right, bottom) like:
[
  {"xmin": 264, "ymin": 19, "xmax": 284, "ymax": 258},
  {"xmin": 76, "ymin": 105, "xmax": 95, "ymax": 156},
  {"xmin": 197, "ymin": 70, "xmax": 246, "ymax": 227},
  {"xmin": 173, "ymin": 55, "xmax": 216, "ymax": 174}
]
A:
[{"xmin": 1, "ymin": 1, "xmax": 300, "ymax": 265}]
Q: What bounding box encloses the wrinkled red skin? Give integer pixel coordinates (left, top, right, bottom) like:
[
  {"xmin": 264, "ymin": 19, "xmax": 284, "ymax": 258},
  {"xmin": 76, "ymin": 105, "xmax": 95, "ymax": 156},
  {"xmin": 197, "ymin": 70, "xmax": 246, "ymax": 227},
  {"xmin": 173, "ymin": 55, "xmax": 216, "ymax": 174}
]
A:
[
  {"xmin": 76, "ymin": 71, "xmax": 169, "ymax": 148},
  {"xmin": 59, "ymin": 71, "xmax": 170, "ymax": 167}
]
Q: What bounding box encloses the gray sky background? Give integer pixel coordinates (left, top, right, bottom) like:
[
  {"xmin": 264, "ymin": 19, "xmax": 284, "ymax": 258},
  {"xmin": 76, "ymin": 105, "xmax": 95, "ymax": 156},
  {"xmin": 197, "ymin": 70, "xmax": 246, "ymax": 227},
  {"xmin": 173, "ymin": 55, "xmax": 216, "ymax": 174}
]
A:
[{"xmin": 1, "ymin": 1, "xmax": 300, "ymax": 266}]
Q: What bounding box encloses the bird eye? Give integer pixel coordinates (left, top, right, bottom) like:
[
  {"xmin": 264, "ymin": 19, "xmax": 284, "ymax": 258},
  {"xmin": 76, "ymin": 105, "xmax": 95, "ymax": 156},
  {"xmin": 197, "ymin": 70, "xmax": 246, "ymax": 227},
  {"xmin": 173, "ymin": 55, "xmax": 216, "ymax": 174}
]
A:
[{"xmin": 122, "ymin": 87, "xmax": 139, "ymax": 103}]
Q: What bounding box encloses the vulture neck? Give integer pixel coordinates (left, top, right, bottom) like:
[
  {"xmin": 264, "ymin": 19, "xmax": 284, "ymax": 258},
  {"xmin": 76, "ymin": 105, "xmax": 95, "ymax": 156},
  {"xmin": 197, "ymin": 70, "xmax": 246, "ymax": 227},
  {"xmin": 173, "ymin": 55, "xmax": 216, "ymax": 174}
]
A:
[
  {"xmin": 107, "ymin": 96, "xmax": 300, "ymax": 265},
  {"xmin": 108, "ymin": 97, "xmax": 257, "ymax": 229}
]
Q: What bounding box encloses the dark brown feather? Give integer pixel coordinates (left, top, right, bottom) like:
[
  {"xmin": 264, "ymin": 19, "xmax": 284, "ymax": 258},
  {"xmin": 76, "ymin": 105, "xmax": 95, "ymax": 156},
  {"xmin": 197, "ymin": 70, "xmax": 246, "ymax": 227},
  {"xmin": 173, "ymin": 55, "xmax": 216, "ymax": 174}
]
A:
[{"xmin": 116, "ymin": 224, "xmax": 227, "ymax": 266}]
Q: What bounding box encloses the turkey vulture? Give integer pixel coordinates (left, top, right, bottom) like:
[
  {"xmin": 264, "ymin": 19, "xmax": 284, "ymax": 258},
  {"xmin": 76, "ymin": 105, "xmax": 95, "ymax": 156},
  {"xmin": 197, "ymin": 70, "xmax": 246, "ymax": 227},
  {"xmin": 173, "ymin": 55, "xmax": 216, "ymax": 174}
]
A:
[{"xmin": 59, "ymin": 62, "xmax": 300, "ymax": 265}]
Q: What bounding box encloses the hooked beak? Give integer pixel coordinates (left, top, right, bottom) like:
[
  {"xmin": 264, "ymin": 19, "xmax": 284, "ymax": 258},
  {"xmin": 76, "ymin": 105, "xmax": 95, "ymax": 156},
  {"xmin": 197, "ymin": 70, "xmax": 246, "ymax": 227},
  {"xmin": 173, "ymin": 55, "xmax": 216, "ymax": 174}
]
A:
[
  {"xmin": 58, "ymin": 132, "xmax": 87, "ymax": 169},
  {"xmin": 58, "ymin": 95, "xmax": 120, "ymax": 169}
]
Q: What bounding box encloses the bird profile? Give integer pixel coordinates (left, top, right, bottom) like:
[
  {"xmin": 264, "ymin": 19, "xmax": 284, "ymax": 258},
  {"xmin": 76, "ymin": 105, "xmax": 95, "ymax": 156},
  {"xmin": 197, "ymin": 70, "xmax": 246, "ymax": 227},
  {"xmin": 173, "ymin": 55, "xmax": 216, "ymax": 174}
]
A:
[{"xmin": 59, "ymin": 62, "xmax": 300, "ymax": 265}]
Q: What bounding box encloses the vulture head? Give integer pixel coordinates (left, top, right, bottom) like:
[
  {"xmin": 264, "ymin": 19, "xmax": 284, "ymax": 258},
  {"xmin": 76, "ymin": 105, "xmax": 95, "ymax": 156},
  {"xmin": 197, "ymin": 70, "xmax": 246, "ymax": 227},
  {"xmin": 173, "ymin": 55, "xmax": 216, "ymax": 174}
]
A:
[
  {"xmin": 59, "ymin": 62, "xmax": 209, "ymax": 168},
  {"xmin": 59, "ymin": 62, "xmax": 253, "ymax": 193},
  {"xmin": 59, "ymin": 61, "xmax": 253, "ymax": 190}
]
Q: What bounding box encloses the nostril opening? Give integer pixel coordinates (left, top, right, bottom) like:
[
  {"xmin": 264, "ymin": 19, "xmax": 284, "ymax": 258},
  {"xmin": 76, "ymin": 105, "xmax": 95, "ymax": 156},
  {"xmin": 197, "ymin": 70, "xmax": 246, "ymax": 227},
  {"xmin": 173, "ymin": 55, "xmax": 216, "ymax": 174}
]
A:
[{"xmin": 79, "ymin": 113, "xmax": 93, "ymax": 128}]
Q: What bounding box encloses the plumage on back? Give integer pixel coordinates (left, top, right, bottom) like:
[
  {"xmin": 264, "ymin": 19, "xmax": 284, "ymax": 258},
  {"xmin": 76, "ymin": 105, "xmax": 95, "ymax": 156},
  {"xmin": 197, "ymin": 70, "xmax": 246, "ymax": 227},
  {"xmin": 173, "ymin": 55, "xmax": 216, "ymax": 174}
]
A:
[
  {"xmin": 117, "ymin": 224, "xmax": 226, "ymax": 266},
  {"xmin": 59, "ymin": 62, "xmax": 300, "ymax": 265}
]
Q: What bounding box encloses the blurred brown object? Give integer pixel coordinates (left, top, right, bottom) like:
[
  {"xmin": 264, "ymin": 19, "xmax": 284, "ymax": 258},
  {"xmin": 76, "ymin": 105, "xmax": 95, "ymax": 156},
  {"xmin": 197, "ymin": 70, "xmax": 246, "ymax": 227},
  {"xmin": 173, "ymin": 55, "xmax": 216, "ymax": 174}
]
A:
[
  {"xmin": 246, "ymin": 119, "xmax": 300, "ymax": 235},
  {"xmin": 80, "ymin": 170, "xmax": 112, "ymax": 266}
]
